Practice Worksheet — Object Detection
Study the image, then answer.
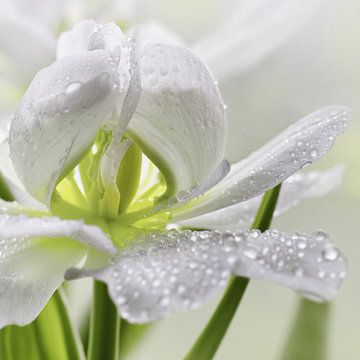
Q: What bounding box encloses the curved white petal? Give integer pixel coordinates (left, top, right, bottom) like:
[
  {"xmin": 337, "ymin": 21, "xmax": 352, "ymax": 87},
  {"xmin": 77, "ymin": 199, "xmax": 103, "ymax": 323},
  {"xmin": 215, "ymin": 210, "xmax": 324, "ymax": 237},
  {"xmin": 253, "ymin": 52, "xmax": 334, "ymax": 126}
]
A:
[
  {"xmin": 57, "ymin": 19, "xmax": 97, "ymax": 59},
  {"xmin": 177, "ymin": 166, "xmax": 345, "ymax": 230},
  {"xmin": 128, "ymin": 43, "xmax": 227, "ymax": 196},
  {"xmin": 0, "ymin": 116, "xmax": 45, "ymax": 208},
  {"xmin": 72, "ymin": 229, "xmax": 346, "ymax": 323},
  {"xmin": 194, "ymin": 0, "xmax": 326, "ymax": 80},
  {"xmin": 57, "ymin": 20, "xmax": 123, "ymax": 59},
  {"xmin": 100, "ymin": 30, "xmax": 142, "ymax": 216},
  {"xmin": 9, "ymin": 50, "xmax": 120, "ymax": 204},
  {"xmin": 0, "ymin": 213, "xmax": 114, "ymax": 328},
  {"xmin": 0, "ymin": 116, "xmax": 22, "ymax": 190},
  {"xmin": 0, "ymin": 235, "xmax": 84, "ymax": 328},
  {"xmin": 0, "ymin": 214, "xmax": 116, "ymax": 254},
  {"xmin": 173, "ymin": 106, "xmax": 350, "ymax": 221}
]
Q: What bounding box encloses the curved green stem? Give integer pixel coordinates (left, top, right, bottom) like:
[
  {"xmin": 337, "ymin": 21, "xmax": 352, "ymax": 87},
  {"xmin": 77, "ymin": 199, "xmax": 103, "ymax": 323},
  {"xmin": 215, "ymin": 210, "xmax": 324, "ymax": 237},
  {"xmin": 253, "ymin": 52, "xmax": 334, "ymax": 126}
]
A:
[
  {"xmin": 87, "ymin": 281, "xmax": 120, "ymax": 360},
  {"xmin": 184, "ymin": 184, "xmax": 282, "ymax": 360}
]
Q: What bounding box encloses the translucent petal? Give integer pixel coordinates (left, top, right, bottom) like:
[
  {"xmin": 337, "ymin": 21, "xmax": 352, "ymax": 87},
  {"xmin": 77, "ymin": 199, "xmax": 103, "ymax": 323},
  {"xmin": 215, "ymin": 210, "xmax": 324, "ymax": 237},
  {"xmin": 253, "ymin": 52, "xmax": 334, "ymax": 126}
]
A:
[
  {"xmin": 100, "ymin": 30, "xmax": 141, "ymax": 217},
  {"xmin": 0, "ymin": 116, "xmax": 23, "ymax": 190},
  {"xmin": 127, "ymin": 43, "xmax": 226, "ymax": 197},
  {"xmin": 0, "ymin": 235, "xmax": 84, "ymax": 328},
  {"xmin": 75, "ymin": 229, "xmax": 346, "ymax": 323},
  {"xmin": 57, "ymin": 20, "xmax": 123, "ymax": 59},
  {"xmin": 194, "ymin": 0, "xmax": 325, "ymax": 80},
  {"xmin": 173, "ymin": 106, "xmax": 350, "ymax": 221},
  {"xmin": 9, "ymin": 50, "xmax": 120, "ymax": 204},
  {"xmin": 0, "ymin": 117, "xmax": 45, "ymax": 208},
  {"xmin": 177, "ymin": 166, "xmax": 345, "ymax": 230},
  {"xmin": 0, "ymin": 214, "xmax": 116, "ymax": 254},
  {"xmin": 0, "ymin": 212, "xmax": 115, "ymax": 328},
  {"xmin": 57, "ymin": 19, "xmax": 97, "ymax": 59}
]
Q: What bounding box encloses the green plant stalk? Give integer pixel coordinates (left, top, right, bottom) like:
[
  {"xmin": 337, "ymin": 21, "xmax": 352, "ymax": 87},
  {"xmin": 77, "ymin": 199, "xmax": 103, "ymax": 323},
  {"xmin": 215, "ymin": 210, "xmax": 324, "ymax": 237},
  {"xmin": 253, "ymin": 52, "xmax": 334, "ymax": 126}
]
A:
[
  {"xmin": 87, "ymin": 281, "xmax": 120, "ymax": 360},
  {"xmin": 184, "ymin": 184, "xmax": 282, "ymax": 360},
  {"xmin": 279, "ymin": 299, "xmax": 330, "ymax": 360}
]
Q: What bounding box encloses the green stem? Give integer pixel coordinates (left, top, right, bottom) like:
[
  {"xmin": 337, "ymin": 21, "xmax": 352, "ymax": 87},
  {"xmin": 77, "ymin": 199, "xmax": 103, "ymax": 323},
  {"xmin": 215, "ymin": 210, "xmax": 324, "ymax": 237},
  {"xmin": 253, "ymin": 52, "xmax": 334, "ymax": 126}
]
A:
[
  {"xmin": 279, "ymin": 300, "xmax": 330, "ymax": 360},
  {"xmin": 87, "ymin": 281, "xmax": 120, "ymax": 360},
  {"xmin": 47, "ymin": 289, "xmax": 86, "ymax": 360},
  {"xmin": 184, "ymin": 184, "xmax": 282, "ymax": 360}
]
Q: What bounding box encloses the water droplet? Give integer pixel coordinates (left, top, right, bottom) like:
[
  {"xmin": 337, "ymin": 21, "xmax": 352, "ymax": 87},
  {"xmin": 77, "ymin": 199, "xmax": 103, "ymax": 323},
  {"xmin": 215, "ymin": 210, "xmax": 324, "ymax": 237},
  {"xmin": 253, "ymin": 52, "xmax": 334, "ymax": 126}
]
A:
[
  {"xmin": 243, "ymin": 248, "xmax": 258, "ymax": 260},
  {"xmin": 310, "ymin": 149, "xmax": 319, "ymax": 158},
  {"xmin": 293, "ymin": 267, "xmax": 304, "ymax": 277},
  {"xmin": 65, "ymin": 82, "xmax": 82, "ymax": 95},
  {"xmin": 314, "ymin": 231, "xmax": 327, "ymax": 242},
  {"xmin": 322, "ymin": 246, "xmax": 339, "ymax": 261}
]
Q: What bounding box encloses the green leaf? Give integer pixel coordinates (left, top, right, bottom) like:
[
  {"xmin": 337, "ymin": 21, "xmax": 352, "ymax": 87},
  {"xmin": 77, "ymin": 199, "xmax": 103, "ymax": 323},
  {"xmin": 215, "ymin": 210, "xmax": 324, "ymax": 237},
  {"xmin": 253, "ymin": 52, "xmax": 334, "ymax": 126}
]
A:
[
  {"xmin": 279, "ymin": 299, "xmax": 330, "ymax": 360},
  {"xmin": 184, "ymin": 184, "xmax": 282, "ymax": 360},
  {"xmin": 0, "ymin": 289, "xmax": 85, "ymax": 360}
]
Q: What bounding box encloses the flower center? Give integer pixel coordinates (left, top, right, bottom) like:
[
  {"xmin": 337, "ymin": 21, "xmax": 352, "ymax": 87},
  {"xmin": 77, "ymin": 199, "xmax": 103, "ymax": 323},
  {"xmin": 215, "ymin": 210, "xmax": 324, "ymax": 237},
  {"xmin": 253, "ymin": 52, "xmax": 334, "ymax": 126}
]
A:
[{"xmin": 51, "ymin": 129, "xmax": 170, "ymax": 248}]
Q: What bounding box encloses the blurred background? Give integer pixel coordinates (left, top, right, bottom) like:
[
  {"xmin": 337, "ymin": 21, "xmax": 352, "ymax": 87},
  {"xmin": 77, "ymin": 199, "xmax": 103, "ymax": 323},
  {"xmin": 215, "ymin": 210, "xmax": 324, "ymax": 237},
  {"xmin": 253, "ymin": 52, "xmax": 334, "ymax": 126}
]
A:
[{"xmin": 0, "ymin": 0, "xmax": 359, "ymax": 359}]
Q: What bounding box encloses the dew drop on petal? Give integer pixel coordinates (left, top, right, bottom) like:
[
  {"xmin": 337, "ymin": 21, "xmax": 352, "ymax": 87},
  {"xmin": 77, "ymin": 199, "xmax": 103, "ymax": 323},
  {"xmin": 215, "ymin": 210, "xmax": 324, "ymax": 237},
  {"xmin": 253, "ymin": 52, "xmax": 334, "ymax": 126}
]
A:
[{"xmin": 322, "ymin": 246, "xmax": 339, "ymax": 261}]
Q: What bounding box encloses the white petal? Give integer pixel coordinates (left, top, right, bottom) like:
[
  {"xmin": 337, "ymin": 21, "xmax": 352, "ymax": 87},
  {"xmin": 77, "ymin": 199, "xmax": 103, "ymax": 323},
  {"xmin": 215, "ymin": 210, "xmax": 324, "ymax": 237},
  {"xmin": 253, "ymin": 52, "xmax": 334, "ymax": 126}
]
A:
[
  {"xmin": 177, "ymin": 166, "xmax": 345, "ymax": 230},
  {"xmin": 127, "ymin": 43, "xmax": 227, "ymax": 196},
  {"xmin": 57, "ymin": 19, "xmax": 97, "ymax": 59},
  {"xmin": 0, "ymin": 213, "xmax": 114, "ymax": 328},
  {"xmin": 100, "ymin": 30, "xmax": 141, "ymax": 215},
  {"xmin": 0, "ymin": 235, "xmax": 84, "ymax": 328},
  {"xmin": 173, "ymin": 106, "xmax": 350, "ymax": 221},
  {"xmin": 9, "ymin": 50, "xmax": 120, "ymax": 204},
  {"xmin": 0, "ymin": 116, "xmax": 46, "ymax": 208},
  {"xmin": 76, "ymin": 229, "xmax": 346, "ymax": 323},
  {"xmin": 57, "ymin": 20, "xmax": 123, "ymax": 59},
  {"xmin": 0, "ymin": 214, "xmax": 116, "ymax": 254},
  {"xmin": 194, "ymin": 0, "xmax": 325, "ymax": 80},
  {"xmin": 0, "ymin": 116, "xmax": 23, "ymax": 190}
]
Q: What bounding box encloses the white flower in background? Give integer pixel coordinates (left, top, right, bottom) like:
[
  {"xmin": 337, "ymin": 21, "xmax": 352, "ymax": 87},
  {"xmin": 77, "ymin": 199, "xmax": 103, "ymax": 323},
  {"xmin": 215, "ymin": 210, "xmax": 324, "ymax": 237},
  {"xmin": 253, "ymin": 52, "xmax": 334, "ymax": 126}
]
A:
[
  {"xmin": 0, "ymin": 0, "xmax": 326, "ymax": 108},
  {"xmin": 0, "ymin": 20, "xmax": 350, "ymax": 328}
]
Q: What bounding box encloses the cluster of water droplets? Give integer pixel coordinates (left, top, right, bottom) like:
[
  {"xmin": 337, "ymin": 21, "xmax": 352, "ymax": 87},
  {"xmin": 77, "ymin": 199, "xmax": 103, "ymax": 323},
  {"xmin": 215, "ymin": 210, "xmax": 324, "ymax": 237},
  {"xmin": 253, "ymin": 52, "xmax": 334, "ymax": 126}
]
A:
[
  {"xmin": 173, "ymin": 107, "xmax": 350, "ymax": 221},
  {"xmin": 0, "ymin": 235, "xmax": 30, "ymax": 262},
  {"xmin": 219, "ymin": 107, "xmax": 350, "ymax": 207},
  {"xmin": 0, "ymin": 213, "xmax": 115, "ymax": 254},
  {"xmin": 92, "ymin": 228, "xmax": 346, "ymax": 323}
]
